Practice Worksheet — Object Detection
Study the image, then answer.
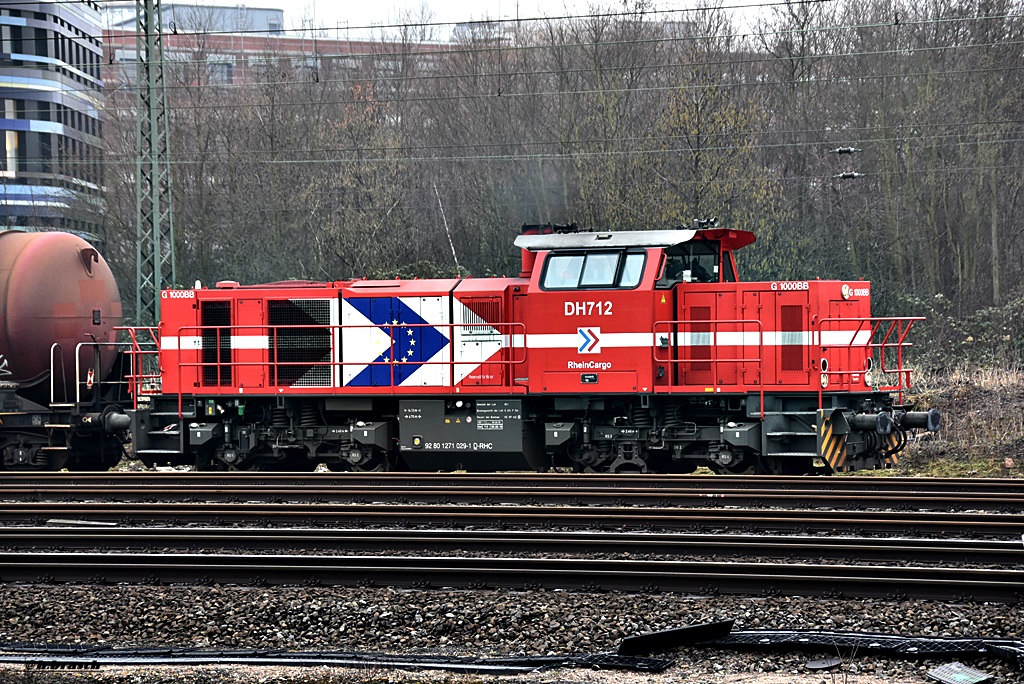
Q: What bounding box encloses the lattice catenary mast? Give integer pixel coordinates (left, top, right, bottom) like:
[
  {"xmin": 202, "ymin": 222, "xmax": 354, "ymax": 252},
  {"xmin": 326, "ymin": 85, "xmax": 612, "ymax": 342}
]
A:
[{"xmin": 135, "ymin": 0, "xmax": 176, "ymax": 325}]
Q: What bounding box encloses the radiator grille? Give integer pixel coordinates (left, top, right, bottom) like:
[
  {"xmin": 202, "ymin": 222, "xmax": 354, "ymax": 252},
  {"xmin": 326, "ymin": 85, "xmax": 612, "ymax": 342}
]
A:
[
  {"xmin": 269, "ymin": 299, "xmax": 332, "ymax": 387},
  {"xmin": 781, "ymin": 305, "xmax": 804, "ymax": 372},
  {"xmin": 461, "ymin": 297, "xmax": 501, "ymax": 334}
]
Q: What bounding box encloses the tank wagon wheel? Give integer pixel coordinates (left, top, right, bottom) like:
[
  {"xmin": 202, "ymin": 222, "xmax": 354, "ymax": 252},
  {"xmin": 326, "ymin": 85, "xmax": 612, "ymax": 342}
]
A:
[{"xmin": 70, "ymin": 441, "xmax": 122, "ymax": 471}]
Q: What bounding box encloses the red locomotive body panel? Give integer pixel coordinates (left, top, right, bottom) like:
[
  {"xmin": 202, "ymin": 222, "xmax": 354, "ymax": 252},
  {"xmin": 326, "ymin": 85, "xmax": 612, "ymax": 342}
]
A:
[
  {"xmin": 662, "ymin": 280, "xmax": 874, "ymax": 395},
  {"xmin": 158, "ymin": 278, "xmax": 531, "ymax": 397}
]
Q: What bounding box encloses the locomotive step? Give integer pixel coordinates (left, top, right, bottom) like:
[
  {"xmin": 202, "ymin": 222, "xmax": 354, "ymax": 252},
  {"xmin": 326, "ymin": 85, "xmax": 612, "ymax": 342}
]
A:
[
  {"xmin": 149, "ymin": 411, "xmax": 196, "ymax": 418},
  {"xmin": 44, "ymin": 424, "xmax": 71, "ymax": 429},
  {"xmin": 39, "ymin": 446, "xmax": 70, "ymax": 451},
  {"xmin": 135, "ymin": 449, "xmax": 185, "ymax": 455},
  {"xmin": 767, "ymin": 431, "xmax": 815, "ymax": 437},
  {"xmin": 148, "ymin": 430, "xmax": 180, "ymax": 437},
  {"xmin": 48, "ymin": 403, "xmax": 75, "ymax": 408},
  {"xmin": 768, "ymin": 451, "xmax": 819, "ymax": 457}
]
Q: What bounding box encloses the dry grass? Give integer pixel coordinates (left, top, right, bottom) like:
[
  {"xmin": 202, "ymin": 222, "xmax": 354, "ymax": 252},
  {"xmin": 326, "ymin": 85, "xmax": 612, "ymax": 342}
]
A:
[{"xmin": 895, "ymin": 365, "xmax": 1024, "ymax": 478}]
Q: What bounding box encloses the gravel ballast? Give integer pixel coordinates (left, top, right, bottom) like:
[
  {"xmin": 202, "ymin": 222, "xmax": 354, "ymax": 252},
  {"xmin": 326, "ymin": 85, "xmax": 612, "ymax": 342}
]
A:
[{"xmin": 1, "ymin": 584, "xmax": 1019, "ymax": 683}]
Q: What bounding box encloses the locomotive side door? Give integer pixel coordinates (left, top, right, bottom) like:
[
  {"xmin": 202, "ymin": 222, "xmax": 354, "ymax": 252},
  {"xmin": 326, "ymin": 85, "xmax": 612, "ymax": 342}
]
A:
[
  {"xmin": 676, "ymin": 289, "xmax": 743, "ymax": 389},
  {"xmin": 741, "ymin": 290, "xmax": 762, "ymax": 386},
  {"xmin": 233, "ymin": 298, "xmax": 266, "ymax": 390},
  {"xmin": 678, "ymin": 291, "xmax": 716, "ymax": 388}
]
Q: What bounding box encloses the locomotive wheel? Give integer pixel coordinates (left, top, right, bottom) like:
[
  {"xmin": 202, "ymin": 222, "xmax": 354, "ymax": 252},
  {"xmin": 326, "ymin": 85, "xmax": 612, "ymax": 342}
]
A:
[
  {"xmin": 710, "ymin": 461, "xmax": 755, "ymax": 475},
  {"xmin": 349, "ymin": 451, "xmax": 392, "ymax": 472},
  {"xmin": 709, "ymin": 449, "xmax": 758, "ymax": 475}
]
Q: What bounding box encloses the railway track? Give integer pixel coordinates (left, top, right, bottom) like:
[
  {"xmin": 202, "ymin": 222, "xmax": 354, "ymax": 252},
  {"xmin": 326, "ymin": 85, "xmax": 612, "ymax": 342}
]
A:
[
  {"xmin": 0, "ymin": 473, "xmax": 1021, "ymax": 603},
  {"xmin": 3, "ymin": 501, "xmax": 1022, "ymax": 536},
  {"xmin": 1, "ymin": 550, "xmax": 1020, "ymax": 602},
  {"xmin": 2, "ymin": 526, "xmax": 1021, "ymax": 565},
  {"xmin": 5, "ymin": 471, "xmax": 1024, "ymax": 492},
  {"xmin": 2, "ymin": 472, "xmax": 1023, "ymax": 511}
]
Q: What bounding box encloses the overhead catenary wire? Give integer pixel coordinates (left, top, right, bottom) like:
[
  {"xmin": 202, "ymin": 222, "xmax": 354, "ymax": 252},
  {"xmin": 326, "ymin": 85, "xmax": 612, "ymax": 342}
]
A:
[
  {"xmin": 4, "ymin": 0, "xmax": 1021, "ymax": 196},
  {"xmin": 18, "ymin": 0, "xmax": 1024, "ymax": 75},
  {"xmin": 12, "ymin": 123, "xmax": 1024, "ymax": 168},
  {"xmin": 16, "ymin": 0, "xmax": 862, "ymax": 42}
]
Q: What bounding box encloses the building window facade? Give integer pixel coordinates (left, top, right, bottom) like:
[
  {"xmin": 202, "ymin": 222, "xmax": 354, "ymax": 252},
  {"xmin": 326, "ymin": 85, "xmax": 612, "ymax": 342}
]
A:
[{"xmin": 0, "ymin": 1, "xmax": 103, "ymax": 237}]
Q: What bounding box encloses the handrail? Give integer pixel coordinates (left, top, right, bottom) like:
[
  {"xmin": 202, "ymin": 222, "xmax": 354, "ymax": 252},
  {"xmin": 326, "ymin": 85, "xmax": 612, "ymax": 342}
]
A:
[
  {"xmin": 653, "ymin": 318, "xmax": 765, "ymax": 418},
  {"xmin": 813, "ymin": 316, "xmax": 922, "ymax": 406},
  {"xmin": 116, "ymin": 327, "xmax": 161, "ymax": 409},
  {"xmin": 71, "ymin": 340, "xmax": 141, "ymax": 406},
  {"xmin": 48, "ymin": 343, "xmax": 66, "ymax": 404},
  {"xmin": 161, "ymin": 321, "xmax": 529, "ymax": 417}
]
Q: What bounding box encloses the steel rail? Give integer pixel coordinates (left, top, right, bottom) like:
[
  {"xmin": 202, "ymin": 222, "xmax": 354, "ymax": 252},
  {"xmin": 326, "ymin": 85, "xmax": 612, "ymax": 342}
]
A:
[
  {"xmin": 2, "ymin": 474, "xmax": 1023, "ymax": 512},
  {"xmin": 2, "ymin": 484, "xmax": 1022, "ymax": 511},
  {"xmin": 0, "ymin": 551, "xmax": 1020, "ymax": 603},
  {"xmin": 2, "ymin": 472, "xmax": 1022, "ymax": 494},
  {"xmin": 4, "ymin": 502, "xmax": 1023, "ymax": 536},
  {"xmin": 3, "ymin": 526, "xmax": 1021, "ymax": 565}
]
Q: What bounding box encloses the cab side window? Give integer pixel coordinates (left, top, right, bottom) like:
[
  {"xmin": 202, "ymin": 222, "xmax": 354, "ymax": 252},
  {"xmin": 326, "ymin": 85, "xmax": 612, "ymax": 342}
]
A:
[
  {"xmin": 657, "ymin": 241, "xmax": 720, "ymax": 288},
  {"xmin": 620, "ymin": 253, "xmax": 645, "ymax": 287},
  {"xmin": 542, "ymin": 251, "xmax": 647, "ymax": 290},
  {"xmin": 543, "ymin": 255, "xmax": 584, "ymax": 288},
  {"xmin": 580, "ymin": 253, "xmax": 618, "ymax": 287}
]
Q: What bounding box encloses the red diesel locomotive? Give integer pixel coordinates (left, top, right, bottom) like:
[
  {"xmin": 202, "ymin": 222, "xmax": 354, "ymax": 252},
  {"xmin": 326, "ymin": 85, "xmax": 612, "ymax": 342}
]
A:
[{"xmin": 126, "ymin": 224, "xmax": 939, "ymax": 474}]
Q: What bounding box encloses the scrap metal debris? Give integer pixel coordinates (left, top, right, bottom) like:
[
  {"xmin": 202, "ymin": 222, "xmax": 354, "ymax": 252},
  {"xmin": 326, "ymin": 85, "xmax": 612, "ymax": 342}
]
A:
[
  {"xmin": 615, "ymin": 621, "xmax": 1023, "ymax": 674},
  {"xmin": 0, "ymin": 643, "xmax": 672, "ymax": 674},
  {"xmin": 927, "ymin": 662, "xmax": 996, "ymax": 684},
  {"xmin": 618, "ymin": 619, "xmax": 734, "ymax": 655},
  {"xmin": 805, "ymin": 657, "xmax": 843, "ymax": 671}
]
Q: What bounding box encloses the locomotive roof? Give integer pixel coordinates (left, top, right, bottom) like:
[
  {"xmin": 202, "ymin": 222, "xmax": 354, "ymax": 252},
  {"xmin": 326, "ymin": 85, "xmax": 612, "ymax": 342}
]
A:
[{"xmin": 514, "ymin": 228, "xmax": 755, "ymax": 251}]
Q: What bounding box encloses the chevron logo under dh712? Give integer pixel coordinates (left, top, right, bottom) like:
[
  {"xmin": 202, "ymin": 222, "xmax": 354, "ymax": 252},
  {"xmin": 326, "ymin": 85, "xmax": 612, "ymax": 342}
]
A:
[{"xmin": 578, "ymin": 327, "xmax": 602, "ymax": 354}]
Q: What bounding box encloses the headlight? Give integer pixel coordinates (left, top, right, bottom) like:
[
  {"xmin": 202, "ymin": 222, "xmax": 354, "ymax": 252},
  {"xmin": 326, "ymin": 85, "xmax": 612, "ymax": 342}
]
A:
[{"xmin": 820, "ymin": 373, "xmax": 829, "ymax": 388}]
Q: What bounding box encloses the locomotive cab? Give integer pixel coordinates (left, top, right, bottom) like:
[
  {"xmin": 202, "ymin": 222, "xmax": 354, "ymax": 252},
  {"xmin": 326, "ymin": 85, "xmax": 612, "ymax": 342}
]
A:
[{"xmin": 513, "ymin": 225, "xmax": 935, "ymax": 475}]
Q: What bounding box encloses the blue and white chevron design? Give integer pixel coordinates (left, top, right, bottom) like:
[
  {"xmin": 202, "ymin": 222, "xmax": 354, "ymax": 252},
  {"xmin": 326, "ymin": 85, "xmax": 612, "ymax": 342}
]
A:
[{"xmin": 341, "ymin": 296, "xmax": 451, "ymax": 387}]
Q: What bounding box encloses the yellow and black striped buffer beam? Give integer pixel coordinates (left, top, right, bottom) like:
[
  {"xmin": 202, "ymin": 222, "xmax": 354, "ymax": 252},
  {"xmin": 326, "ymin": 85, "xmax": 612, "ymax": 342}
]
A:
[{"xmin": 817, "ymin": 409, "xmax": 848, "ymax": 472}]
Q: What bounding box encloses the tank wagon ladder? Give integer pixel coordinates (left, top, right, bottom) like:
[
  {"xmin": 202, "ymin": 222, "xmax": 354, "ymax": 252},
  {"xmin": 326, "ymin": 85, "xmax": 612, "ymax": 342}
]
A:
[
  {"xmin": 17, "ymin": 339, "xmax": 137, "ymax": 470},
  {"xmin": 36, "ymin": 343, "xmax": 76, "ymax": 465}
]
